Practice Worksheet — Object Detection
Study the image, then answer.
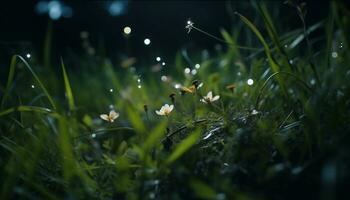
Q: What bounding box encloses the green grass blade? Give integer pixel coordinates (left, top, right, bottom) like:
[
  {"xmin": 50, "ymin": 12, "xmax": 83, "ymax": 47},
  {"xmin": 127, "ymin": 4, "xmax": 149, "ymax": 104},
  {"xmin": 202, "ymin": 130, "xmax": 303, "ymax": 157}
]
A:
[
  {"xmin": 1, "ymin": 55, "xmax": 56, "ymax": 110},
  {"xmin": 166, "ymin": 129, "xmax": 201, "ymax": 164},
  {"xmin": 235, "ymin": 12, "xmax": 280, "ymax": 73},
  {"xmin": 0, "ymin": 106, "xmax": 56, "ymax": 118},
  {"xmin": 235, "ymin": 12, "xmax": 288, "ymax": 96},
  {"xmin": 61, "ymin": 58, "xmax": 75, "ymax": 111},
  {"xmin": 289, "ymin": 21, "xmax": 323, "ymax": 49},
  {"xmin": 143, "ymin": 121, "xmax": 168, "ymax": 151},
  {"xmin": 1, "ymin": 56, "xmax": 17, "ymax": 109},
  {"xmin": 126, "ymin": 106, "xmax": 146, "ymax": 134},
  {"xmin": 256, "ymin": 2, "xmax": 294, "ymax": 71}
]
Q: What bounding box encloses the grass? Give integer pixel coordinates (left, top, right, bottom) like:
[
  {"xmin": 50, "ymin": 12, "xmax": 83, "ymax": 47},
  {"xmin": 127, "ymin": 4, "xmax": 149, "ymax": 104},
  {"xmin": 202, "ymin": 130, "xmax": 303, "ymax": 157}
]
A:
[{"xmin": 1, "ymin": 1, "xmax": 350, "ymax": 199}]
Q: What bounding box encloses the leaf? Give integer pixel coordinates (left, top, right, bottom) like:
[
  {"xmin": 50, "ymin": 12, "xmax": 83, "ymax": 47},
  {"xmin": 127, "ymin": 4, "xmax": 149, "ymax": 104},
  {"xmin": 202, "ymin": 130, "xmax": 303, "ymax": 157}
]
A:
[
  {"xmin": 189, "ymin": 179, "xmax": 217, "ymax": 199},
  {"xmin": 166, "ymin": 129, "xmax": 201, "ymax": 164}
]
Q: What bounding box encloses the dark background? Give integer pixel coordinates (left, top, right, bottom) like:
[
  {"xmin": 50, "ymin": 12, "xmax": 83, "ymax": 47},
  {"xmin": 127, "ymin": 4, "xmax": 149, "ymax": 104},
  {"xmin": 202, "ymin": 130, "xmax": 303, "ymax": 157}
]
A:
[{"xmin": 0, "ymin": 0, "xmax": 334, "ymax": 67}]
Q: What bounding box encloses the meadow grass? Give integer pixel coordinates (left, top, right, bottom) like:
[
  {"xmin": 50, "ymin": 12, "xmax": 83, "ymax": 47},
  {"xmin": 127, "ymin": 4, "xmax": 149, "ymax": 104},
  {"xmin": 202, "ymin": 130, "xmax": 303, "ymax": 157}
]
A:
[{"xmin": 1, "ymin": 1, "xmax": 350, "ymax": 199}]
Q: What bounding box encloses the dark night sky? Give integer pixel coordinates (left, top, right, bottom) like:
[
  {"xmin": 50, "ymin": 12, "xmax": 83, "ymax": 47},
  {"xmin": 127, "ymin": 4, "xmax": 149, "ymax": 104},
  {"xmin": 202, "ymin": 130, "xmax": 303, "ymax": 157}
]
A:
[{"xmin": 0, "ymin": 0, "xmax": 333, "ymax": 66}]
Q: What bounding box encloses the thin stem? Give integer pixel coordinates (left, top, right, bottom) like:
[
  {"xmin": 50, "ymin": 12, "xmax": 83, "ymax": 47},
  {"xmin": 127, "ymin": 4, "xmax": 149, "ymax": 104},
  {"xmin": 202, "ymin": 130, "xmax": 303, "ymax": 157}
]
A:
[
  {"xmin": 190, "ymin": 25, "xmax": 261, "ymax": 51},
  {"xmin": 161, "ymin": 119, "xmax": 207, "ymax": 143}
]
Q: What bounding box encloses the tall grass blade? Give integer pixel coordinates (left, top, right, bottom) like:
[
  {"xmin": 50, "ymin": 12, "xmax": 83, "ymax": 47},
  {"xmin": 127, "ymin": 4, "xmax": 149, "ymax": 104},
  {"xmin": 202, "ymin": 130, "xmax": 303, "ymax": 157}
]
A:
[
  {"xmin": 143, "ymin": 121, "xmax": 168, "ymax": 151},
  {"xmin": 235, "ymin": 12, "xmax": 287, "ymax": 96},
  {"xmin": 61, "ymin": 58, "xmax": 75, "ymax": 111},
  {"xmin": 1, "ymin": 55, "xmax": 56, "ymax": 110},
  {"xmin": 256, "ymin": 2, "xmax": 294, "ymax": 71}
]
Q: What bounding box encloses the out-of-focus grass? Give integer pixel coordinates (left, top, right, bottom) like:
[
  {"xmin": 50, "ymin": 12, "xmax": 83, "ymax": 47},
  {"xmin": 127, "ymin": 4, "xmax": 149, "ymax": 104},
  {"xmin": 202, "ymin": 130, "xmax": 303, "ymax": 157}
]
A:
[{"xmin": 1, "ymin": 1, "xmax": 350, "ymax": 200}]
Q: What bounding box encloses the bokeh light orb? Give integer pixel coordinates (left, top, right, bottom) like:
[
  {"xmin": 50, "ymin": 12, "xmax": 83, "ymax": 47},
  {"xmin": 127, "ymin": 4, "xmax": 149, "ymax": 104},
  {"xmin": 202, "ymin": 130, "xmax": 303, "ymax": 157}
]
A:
[
  {"xmin": 123, "ymin": 26, "xmax": 131, "ymax": 35},
  {"xmin": 144, "ymin": 38, "xmax": 151, "ymax": 45},
  {"xmin": 247, "ymin": 79, "xmax": 254, "ymax": 85}
]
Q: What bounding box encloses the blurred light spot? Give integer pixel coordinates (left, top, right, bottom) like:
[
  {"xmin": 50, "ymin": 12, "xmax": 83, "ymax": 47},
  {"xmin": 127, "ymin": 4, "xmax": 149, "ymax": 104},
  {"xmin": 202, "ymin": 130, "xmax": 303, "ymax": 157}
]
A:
[
  {"xmin": 26, "ymin": 53, "xmax": 31, "ymax": 58},
  {"xmin": 161, "ymin": 75, "xmax": 168, "ymax": 82},
  {"xmin": 80, "ymin": 31, "xmax": 89, "ymax": 39},
  {"xmin": 284, "ymin": 44, "xmax": 288, "ymax": 48},
  {"xmin": 109, "ymin": 104, "xmax": 114, "ymax": 109},
  {"xmin": 36, "ymin": 1, "xmax": 72, "ymax": 20},
  {"xmin": 31, "ymin": 85, "xmax": 35, "ymax": 89},
  {"xmin": 174, "ymin": 84, "xmax": 181, "ymax": 89},
  {"xmin": 162, "ymin": 62, "xmax": 166, "ymax": 66},
  {"xmin": 156, "ymin": 57, "xmax": 161, "ymax": 62},
  {"xmin": 184, "ymin": 68, "xmax": 190, "ymax": 74},
  {"xmin": 331, "ymin": 52, "xmax": 338, "ymax": 58},
  {"xmin": 195, "ymin": 63, "xmax": 200, "ymax": 69},
  {"xmin": 144, "ymin": 38, "xmax": 151, "ymax": 46},
  {"xmin": 137, "ymin": 78, "xmax": 141, "ymax": 83},
  {"xmin": 274, "ymin": 163, "xmax": 285, "ymax": 171},
  {"xmin": 292, "ymin": 166, "xmax": 303, "ymax": 175},
  {"xmin": 237, "ymin": 72, "xmax": 241, "ymax": 76},
  {"xmin": 310, "ymin": 79, "xmax": 316, "ymax": 85},
  {"xmin": 138, "ymin": 85, "xmax": 142, "ymax": 89},
  {"xmin": 289, "ymin": 59, "xmax": 294, "ymax": 64},
  {"xmin": 123, "ymin": 26, "xmax": 131, "ymax": 35},
  {"xmin": 187, "ymin": 20, "xmax": 192, "ymax": 25},
  {"xmin": 322, "ymin": 162, "xmax": 336, "ymax": 185},
  {"xmin": 108, "ymin": 1, "xmax": 127, "ymax": 16},
  {"xmin": 91, "ymin": 133, "xmax": 96, "ymax": 138},
  {"xmin": 109, "ymin": 88, "xmax": 113, "ymax": 92},
  {"xmin": 191, "ymin": 69, "xmax": 197, "ymax": 75},
  {"xmin": 48, "ymin": 1, "xmax": 62, "ymax": 20},
  {"xmin": 87, "ymin": 47, "xmax": 95, "ymax": 55},
  {"xmin": 247, "ymin": 79, "xmax": 254, "ymax": 85}
]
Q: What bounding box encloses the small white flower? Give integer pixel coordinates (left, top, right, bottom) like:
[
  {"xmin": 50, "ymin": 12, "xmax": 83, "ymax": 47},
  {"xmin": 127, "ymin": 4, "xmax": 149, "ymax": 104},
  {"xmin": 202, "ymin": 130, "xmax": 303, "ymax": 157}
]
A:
[
  {"xmin": 100, "ymin": 110, "xmax": 119, "ymax": 123},
  {"xmin": 155, "ymin": 104, "xmax": 174, "ymax": 116},
  {"xmin": 201, "ymin": 91, "xmax": 220, "ymax": 103}
]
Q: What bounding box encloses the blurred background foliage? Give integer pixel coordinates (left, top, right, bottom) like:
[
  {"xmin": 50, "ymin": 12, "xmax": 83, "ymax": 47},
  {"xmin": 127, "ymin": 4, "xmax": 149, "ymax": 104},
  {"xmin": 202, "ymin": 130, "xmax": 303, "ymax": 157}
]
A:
[{"xmin": 0, "ymin": 0, "xmax": 350, "ymax": 199}]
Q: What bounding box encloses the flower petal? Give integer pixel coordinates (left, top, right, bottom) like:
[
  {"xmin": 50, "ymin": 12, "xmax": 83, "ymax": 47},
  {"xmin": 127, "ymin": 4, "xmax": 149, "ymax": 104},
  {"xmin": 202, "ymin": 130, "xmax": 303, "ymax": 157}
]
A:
[
  {"xmin": 100, "ymin": 114, "xmax": 109, "ymax": 121},
  {"xmin": 212, "ymin": 95, "xmax": 220, "ymax": 102},
  {"xmin": 169, "ymin": 105, "xmax": 174, "ymax": 112},
  {"xmin": 110, "ymin": 112, "xmax": 119, "ymax": 120},
  {"xmin": 109, "ymin": 110, "xmax": 118, "ymax": 119},
  {"xmin": 155, "ymin": 110, "xmax": 163, "ymax": 115},
  {"xmin": 207, "ymin": 91, "xmax": 213, "ymax": 99}
]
